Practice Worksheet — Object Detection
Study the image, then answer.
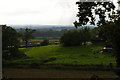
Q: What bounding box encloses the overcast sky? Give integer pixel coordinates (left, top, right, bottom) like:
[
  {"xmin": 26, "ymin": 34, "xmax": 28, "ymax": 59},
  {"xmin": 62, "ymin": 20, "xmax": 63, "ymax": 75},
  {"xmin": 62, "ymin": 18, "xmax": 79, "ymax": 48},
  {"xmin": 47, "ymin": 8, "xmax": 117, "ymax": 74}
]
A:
[
  {"xmin": 0, "ymin": 0, "xmax": 118, "ymax": 26},
  {"xmin": 0, "ymin": 0, "xmax": 78, "ymax": 25}
]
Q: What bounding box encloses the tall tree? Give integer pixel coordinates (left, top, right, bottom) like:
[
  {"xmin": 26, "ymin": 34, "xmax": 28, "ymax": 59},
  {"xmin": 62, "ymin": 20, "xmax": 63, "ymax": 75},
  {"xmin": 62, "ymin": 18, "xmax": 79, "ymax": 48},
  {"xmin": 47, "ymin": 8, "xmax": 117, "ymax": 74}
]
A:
[
  {"xmin": 99, "ymin": 1, "xmax": 120, "ymax": 67},
  {"xmin": 99, "ymin": 22, "xmax": 120, "ymax": 68},
  {"xmin": 1, "ymin": 25, "xmax": 20, "ymax": 59},
  {"xmin": 73, "ymin": 1, "xmax": 115, "ymax": 29},
  {"xmin": 20, "ymin": 28, "xmax": 36, "ymax": 48},
  {"xmin": 74, "ymin": 0, "xmax": 120, "ymax": 67}
]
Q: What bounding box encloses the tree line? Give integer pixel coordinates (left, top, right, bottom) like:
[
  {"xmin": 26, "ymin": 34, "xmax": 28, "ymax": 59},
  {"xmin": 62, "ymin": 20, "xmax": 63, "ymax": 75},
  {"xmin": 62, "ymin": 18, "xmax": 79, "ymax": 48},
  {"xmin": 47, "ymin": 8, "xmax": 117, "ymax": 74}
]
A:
[{"xmin": 60, "ymin": 27, "xmax": 98, "ymax": 46}]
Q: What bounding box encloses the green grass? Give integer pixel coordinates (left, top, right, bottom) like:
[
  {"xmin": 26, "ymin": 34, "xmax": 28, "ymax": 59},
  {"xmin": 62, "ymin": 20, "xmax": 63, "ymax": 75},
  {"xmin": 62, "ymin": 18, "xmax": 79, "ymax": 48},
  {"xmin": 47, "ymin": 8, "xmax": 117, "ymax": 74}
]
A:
[{"xmin": 24, "ymin": 45, "xmax": 116, "ymax": 65}]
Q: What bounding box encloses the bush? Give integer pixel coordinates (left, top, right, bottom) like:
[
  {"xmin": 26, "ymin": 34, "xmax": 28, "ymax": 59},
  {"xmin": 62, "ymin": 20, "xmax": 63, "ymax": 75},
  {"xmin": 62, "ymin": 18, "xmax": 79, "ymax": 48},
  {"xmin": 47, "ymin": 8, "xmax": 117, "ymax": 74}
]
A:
[
  {"xmin": 41, "ymin": 39, "xmax": 49, "ymax": 46},
  {"xmin": 60, "ymin": 27, "xmax": 91, "ymax": 46},
  {"xmin": 3, "ymin": 49, "xmax": 27, "ymax": 60},
  {"xmin": 60, "ymin": 30, "xmax": 82, "ymax": 46}
]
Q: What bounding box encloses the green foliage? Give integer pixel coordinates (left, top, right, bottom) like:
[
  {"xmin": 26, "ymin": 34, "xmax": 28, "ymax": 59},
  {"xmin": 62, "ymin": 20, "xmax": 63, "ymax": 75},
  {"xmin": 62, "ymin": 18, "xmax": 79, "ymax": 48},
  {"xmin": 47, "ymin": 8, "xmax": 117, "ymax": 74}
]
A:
[
  {"xmin": 41, "ymin": 39, "xmax": 49, "ymax": 46},
  {"xmin": 60, "ymin": 27, "xmax": 92, "ymax": 46},
  {"xmin": 1, "ymin": 25, "xmax": 19, "ymax": 50},
  {"xmin": 99, "ymin": 21, "xmax": 120, "ymax": 67},
  {"xmin": 99, "ymin": 22, "xmax": 115, "ymax": 42},
  {"xmin": 99, "ymin": 20, "xmax": 120, "ymax": 46},
  {"xmin": 96, "ymin": 1, "xmax": 120, "ymax": 68},
  {"xmin": 19, "ymin": 28, "xmax": 36, "ymax": 48},
  {"xmin": 1, "ymin": 25, "xmax": 21, "ymax": 59},
  {"xmin": 81, "ymin": 27, "xmax": 91, "ymax": 42},
  {"xmin": 91, "ymin": 27, "xmax": 99, "ymax": 39},
  {"xmin": 60, "ymin": 30, "xmax": 82, "ymax": 46},
  {"xmin": 74, "ymin": 1, "xmax": 115, "ymax": 28}
]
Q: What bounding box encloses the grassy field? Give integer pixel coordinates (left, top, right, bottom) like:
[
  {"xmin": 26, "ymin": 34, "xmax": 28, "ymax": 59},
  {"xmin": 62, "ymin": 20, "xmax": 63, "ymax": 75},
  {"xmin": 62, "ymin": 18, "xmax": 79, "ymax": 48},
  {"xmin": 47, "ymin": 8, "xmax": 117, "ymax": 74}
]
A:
[
  {"xmin": 3, "ymin": 45, "xmax": 118, "ymax": 78},
  {"xmin": 24, "ymin": 45, "xmax": 116, "ymax": 65}
]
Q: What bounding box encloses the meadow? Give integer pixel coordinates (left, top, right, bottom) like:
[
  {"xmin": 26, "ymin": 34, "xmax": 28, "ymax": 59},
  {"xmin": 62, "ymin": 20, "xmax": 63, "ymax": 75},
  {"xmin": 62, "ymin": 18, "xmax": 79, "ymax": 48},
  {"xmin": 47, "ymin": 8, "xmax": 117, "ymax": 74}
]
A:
[
  {"xmin": 24, "ymin": 44, "xmax": 116, "ymax": 65},
  {"xmin": 4, "ymin": 44, "xmax": 116, "ymax": 70}
]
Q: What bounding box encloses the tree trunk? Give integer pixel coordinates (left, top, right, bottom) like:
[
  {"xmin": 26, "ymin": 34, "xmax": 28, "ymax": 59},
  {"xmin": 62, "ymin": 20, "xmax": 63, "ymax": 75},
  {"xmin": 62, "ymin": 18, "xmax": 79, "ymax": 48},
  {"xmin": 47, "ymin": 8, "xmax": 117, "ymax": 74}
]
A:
[
  {"xmin": 25, "ymin": 40, "xmax": 28, "ymax": 48},
  {"xmin": 114, "ymin": 47, "xmax": 120, "ymax": 67},
  {"xmin": 116, "ymin": 54, "xmax": 120, "ymax": 67}
]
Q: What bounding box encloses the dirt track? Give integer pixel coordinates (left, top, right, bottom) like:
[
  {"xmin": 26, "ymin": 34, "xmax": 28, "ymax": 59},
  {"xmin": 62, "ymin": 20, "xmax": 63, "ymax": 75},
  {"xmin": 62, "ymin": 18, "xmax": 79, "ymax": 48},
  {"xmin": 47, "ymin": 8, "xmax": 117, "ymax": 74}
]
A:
[{"xmin": 2, "ymin": 69, "xmax": 119, "ymax": 79}]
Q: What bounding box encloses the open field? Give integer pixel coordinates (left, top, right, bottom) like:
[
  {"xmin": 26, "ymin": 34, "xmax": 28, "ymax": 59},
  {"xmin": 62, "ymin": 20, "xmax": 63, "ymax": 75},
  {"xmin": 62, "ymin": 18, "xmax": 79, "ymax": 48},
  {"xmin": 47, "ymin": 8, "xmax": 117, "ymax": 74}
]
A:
[
  {"xmin": 3, "ymin": 45, "xmax": 118, "ymax": 79},
  {"xmin": 19, "ymin": 38, "xmax": 60, "ymax": 47},
  {"xmin": 24, "ymin": 45, "xmax": 116, "ymax": 65},
  {"xmin": 4, "ymin": 44, "xmax": 116, "ymax": 70}
]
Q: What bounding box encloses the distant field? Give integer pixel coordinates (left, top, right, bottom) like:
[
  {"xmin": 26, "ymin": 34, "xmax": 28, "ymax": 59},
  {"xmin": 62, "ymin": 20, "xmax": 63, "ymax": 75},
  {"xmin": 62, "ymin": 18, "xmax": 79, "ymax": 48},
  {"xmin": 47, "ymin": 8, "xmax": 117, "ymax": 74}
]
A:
[
  {"xmin": 29, "ymin": 39, "xmax": 59, "ymax": 42},
  {"xmin": 19, "ymin": 38, "xmax": 60, "ymax": 47},
  {"xmin": 30, "ymin": 37, "xmax": 60, "ymax": 42},
  {"xmin": 24, "ymin": 45, "xmax": 116, "ymax": 65}
]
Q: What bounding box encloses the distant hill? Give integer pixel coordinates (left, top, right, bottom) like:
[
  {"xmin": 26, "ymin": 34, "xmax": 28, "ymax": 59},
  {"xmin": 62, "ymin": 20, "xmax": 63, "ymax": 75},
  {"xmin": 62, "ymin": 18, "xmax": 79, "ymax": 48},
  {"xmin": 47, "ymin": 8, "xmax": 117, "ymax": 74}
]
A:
[
  {"xmin": 10, "ymin": 24, "xmax": 96, "ymax": 38},
  {"xmin": 9, "ymin": 24, "xmax": 96, "ymax": 30}
]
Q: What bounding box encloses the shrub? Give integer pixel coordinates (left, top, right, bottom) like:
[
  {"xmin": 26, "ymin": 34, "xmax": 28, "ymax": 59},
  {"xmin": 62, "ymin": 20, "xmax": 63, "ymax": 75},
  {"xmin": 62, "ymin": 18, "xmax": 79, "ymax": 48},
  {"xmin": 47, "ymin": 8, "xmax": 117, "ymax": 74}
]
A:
[
  {"xmin": 60, "ymin": 30, "xmax": 82, "ymax": 46},
  {"xmin": 60, "ymin": 27, "xmax": 92, "ymax": 46},
  {"xmin": 41, "ymin": 39, "xmax": 49, "ymax": 46}
]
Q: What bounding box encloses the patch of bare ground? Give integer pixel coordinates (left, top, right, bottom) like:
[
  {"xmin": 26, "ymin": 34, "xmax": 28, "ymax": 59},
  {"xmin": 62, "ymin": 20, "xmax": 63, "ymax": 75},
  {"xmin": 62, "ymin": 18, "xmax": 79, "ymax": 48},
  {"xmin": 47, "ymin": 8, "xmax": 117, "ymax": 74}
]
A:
[{"xmin": 3, "ymin": 69, "xmax": 119, "ymax": 79}]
